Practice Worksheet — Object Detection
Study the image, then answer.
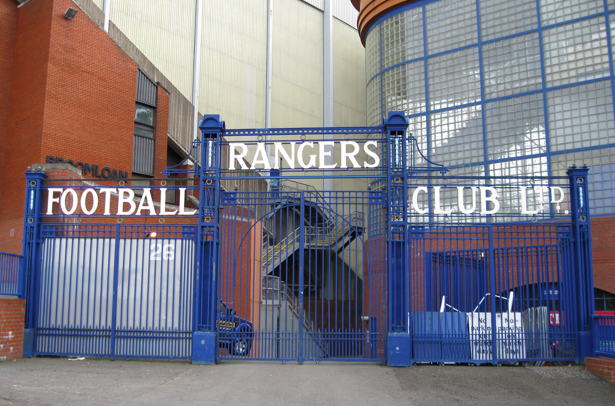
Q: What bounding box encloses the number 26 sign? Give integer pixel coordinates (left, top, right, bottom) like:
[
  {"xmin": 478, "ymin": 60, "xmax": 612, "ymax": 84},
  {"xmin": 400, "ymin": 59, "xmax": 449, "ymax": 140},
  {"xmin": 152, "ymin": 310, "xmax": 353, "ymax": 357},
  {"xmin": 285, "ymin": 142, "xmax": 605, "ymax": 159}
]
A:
[{"xmin": 150, "ymin": 242, "xmax": 175, "ymax": 261}]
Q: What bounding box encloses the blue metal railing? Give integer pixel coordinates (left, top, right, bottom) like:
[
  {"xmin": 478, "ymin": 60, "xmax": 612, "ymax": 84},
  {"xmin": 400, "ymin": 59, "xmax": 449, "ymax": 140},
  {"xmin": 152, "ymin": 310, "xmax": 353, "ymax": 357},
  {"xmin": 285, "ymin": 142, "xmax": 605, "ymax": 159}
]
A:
[
  {"xmin": 0, "ymin": 251, "xmax": 23, "ymax": 296},
  {"xmin": 594, "ymin": 316, "xmax": 615, "ymax": 359}
]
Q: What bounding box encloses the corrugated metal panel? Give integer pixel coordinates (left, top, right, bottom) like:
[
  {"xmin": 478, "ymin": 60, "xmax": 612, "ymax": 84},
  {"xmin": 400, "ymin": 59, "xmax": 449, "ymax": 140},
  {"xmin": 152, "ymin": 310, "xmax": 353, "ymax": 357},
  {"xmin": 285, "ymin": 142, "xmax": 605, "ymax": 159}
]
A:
[
  {"xmin": 332, "ymin": 0, "xmax": 358, "ymax": 28},
  {"xmin": 199, "ymin": 0, "xmax": 267, "ymax": 129},
  {"xmin": 132, "ymin": 134, "xmax": 156, "ymax": 176},
  {"xmin": 136, "ymin": 69, "xmax": 157, "ymax": 107},
  {"xmin": 168, "ymin": 90, "xmax": 195, "ymax": 154},
  {"xmin": 272, "ymin": 0, "xmax": 324, "ymax": 128},
  {"xmin": 111, "ymin": 0, "xmax": 196, "ymax": 100},
  {"xmin": 301, "ymin": 0, "xmax": 325, "ymax": 10},
  {"xmin": 300, "ymin": 0, "xmax": 358, "ymax": 28}
]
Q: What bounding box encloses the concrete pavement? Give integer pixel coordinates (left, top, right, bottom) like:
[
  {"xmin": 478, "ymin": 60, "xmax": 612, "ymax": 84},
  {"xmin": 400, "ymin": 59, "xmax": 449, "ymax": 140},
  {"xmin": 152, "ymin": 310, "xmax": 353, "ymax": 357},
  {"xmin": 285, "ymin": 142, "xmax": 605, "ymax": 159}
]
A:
[{"xmin": 0, "ymin": 358, "xmax": 614, "ymax": 405}]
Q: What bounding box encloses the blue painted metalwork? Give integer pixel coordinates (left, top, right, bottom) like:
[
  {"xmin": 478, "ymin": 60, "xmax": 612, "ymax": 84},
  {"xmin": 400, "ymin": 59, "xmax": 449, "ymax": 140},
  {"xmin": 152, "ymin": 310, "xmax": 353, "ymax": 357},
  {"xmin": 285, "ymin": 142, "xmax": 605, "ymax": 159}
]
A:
[
  {"xmin": 568, "ymin": 166, "xmax": 595, "ymax": 360},
  {"xmin": 18, "ymin": 110, "xmax": 597, "ymax": 366},
  {"xmin": 19, "ymin": 170, "xmax": 199, "ymax": 359},
  {"xmin": 22, "ymin": 170, "xmax": 46, "ymax": 357},
  {"xmin": 594, "ymin": 316, "xmax": 615, "ymax": 359},
  {"xmin": 0, "ymin": 251, "xmax": 23, "ymax": 297}
]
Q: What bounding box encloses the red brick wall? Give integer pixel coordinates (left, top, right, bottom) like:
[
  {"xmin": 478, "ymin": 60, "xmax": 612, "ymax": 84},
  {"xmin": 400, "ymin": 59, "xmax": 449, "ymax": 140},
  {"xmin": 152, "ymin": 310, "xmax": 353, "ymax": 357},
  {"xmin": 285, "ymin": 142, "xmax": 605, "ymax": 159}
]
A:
[
  {"xmin": 591, "ymin": 217, "xmax": 615, "ymax": 295},
  {"xmin": 0, "ymin": 0, "xmax": 53, "ymax": 254},
  {"xmin": 0, "ymin": 0, "xmax": 18, "ymax": 221},
  {"xmin": 0, "ymin": 298, "xmax": 25, "ymax": 361},
  {"xmin": 585, "ymin": 357, "xmax": 615, "ymax": 386},
  {"xmin": 40, "ymin": 0, "xmax": 136, "ymax": 174},
  {"xmin": 0, "ymin": 0, "xmax": 169, "ymax": 254}
]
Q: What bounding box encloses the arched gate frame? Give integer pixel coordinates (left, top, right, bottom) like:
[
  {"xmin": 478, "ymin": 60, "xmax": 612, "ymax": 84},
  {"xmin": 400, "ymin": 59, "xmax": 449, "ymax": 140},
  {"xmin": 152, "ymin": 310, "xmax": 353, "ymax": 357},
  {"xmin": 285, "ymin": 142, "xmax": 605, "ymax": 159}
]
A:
[{"xmin": 20, "ymin": 112, "xmax": 595, "ymax": 365}]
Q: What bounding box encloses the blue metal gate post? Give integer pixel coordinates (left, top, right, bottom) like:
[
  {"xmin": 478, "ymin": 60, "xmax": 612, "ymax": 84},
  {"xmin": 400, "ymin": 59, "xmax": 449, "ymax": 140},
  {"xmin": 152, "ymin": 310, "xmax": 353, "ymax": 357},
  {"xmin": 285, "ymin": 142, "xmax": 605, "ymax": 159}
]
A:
[
  {"xmin": 22, "ymin": 169, "xmax": 47, "ymax": 357},
  {"xmin": 567, "ymin": 165, "xmax": 594, "ymax": 363},
  {"xmin": 192, "ymin": 115, "xmax": 225, "ymax": 364},
  {"xmin": 384, "ymin": 112, "xmax": 411, "ymax": 366},
  {"xmin": 298, "ymin": 192, "xmax": 306, "ymax": 364}
]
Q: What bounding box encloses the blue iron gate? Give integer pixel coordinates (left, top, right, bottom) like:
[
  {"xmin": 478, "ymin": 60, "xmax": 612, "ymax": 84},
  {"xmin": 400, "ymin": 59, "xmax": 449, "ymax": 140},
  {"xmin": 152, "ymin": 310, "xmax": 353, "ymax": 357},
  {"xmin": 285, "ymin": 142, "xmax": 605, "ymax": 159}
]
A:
[
  {"xmin": 19, "ymin": 112, "xmax": 596, "ymax": 365},
  {"xmin": 21, "ymin": 176, "xmax": 198, "ymax": 359},
  {"xmin": 214, "ymin": 189, "xmax": 385, "ymax": 362}
]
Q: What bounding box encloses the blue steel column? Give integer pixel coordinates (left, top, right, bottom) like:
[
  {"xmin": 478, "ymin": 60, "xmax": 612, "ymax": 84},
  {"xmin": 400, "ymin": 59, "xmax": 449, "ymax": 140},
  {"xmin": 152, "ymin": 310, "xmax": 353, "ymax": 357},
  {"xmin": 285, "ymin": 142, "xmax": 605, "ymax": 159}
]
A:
[
  {"xmin": 567, "ymin": 165, "xmax": 594, "ymax": 363},
  {"xmin": 384, "ymin": 112, "xmax": 411, "ymax": 367},
  {"xmin": 192, "ymin": 115, "xmax": 225, "ymax": 364},
  {"xmin": 22, "ymin": 169, "xmax": 47, "ymax": 357},
  {"xmin": 298, "ymin": 192, "xmax": 305, "ymax": 364}
]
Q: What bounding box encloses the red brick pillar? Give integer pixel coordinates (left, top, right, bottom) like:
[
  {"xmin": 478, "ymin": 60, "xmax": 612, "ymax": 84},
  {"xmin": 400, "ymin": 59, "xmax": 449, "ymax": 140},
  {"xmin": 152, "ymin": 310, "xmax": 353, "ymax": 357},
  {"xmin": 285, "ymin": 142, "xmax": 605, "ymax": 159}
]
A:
[{"xmin": 0, "ymin": 298, "xmax": 25, "ymax": 361}]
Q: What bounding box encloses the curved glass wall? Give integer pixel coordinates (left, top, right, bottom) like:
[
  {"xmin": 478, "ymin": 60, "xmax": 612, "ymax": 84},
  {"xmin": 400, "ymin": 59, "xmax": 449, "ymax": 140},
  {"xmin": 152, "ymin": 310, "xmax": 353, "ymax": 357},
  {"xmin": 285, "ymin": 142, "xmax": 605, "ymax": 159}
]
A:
[{"xmin": 366, "ymin": 0, "xmax": 615, "ymax": 216}]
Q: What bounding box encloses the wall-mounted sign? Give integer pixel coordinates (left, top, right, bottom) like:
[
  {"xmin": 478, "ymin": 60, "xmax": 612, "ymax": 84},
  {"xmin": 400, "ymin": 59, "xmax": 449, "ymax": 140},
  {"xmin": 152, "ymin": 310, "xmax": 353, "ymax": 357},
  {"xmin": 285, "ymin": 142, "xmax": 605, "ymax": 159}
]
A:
[
  {"xmin": 46, "ymin": 188, "xmax": 196, "ymax": 216},
  {"xmin": 45, "ymin": 185, "xmax": 567, "ymax": 217},
  {"xmin": 228, "ymin": 141, "xmax": 380, "ymax": 170},
  {"xmin": 46, "ymin": 155, "xmax": 129, "ymax": 179},
  {"xmin": 408, "ymin": 186, "xmax": 567, "ymax": 215}
]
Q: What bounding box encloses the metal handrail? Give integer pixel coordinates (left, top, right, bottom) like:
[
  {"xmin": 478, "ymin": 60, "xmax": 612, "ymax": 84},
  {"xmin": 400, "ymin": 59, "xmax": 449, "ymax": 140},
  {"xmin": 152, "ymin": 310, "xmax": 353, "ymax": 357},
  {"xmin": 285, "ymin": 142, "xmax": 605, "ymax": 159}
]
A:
[{"xmin": 262, "ymin": 226, "xmax": 301, "ymax": 262}]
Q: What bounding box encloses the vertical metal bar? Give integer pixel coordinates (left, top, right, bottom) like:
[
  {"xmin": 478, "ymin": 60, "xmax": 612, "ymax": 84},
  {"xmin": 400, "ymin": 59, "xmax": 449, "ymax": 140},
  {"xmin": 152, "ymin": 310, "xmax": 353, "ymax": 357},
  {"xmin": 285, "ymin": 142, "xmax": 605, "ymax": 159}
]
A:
[
  {"xmin": 102, "ymin": 0, "xmax": 111, "ymax": 32},
  {"xmin": 192, "ymin": 0, "xmax": 203, "ymax": 140},
  {"xmin": 22, "ymin": 170, "xmax": 46, "ymax": 357},
  {"xmin": 323, "ymin": 0, "xmax": 334, "ymax": 191},
  {"xmin": 298, "ymin": 192, "xmax": 305, "ymax": 364},
  {"xmin": 110, "ymin": 224, "xmax": 121, "ymax": 358},
  {"xmin": 488, "ymin": 225, "xmax": 498, "ymax": 365},
  {"xmin": 266, "ymin": 0, "xmax": 274, "ymax": 133},
  {"xmin": 567, "ymin": 165, "xmax": 594, "ymax": 362}
]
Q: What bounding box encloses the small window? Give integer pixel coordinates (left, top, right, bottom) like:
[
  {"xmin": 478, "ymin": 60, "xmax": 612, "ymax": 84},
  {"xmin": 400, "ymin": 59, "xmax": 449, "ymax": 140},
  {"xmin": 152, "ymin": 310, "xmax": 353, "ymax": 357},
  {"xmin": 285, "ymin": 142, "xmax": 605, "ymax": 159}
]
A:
[
  {"xmin": 595, "ymin": 288, "xmax": 615, "ymax": 312},
  {"xmin": 135, "ymin": 103, "xmax": 155, "ymax": 138}
]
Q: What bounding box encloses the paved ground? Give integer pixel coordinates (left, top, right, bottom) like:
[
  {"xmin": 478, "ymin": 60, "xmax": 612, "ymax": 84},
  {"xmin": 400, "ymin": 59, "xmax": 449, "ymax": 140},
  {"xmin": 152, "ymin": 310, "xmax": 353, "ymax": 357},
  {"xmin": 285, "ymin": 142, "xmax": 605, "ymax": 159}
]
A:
[{"xmin": 0, "ymin": 358, "xmax": 614, "ymax": 405}]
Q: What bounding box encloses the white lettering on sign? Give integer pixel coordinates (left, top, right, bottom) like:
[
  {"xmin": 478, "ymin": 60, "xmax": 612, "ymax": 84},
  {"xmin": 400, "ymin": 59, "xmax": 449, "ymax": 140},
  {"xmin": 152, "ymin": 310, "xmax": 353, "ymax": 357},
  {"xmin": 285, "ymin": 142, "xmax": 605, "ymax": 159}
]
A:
[
  {"xmin": 150, "ymin": 243, "xmax": 175, "ymax": 261},
  {"xmin": 46, "ymin": 188, "xmax": 197, "ymax": 216},
  {"xmin": 228, "ymin": 141, "xmax": 380, "ymax": 170},
  {"xmin": 45, "ymin": 185, "xmax": 567, "ymax": 217},
  {"xmin": 467, "ymin": 313, "xmax": 526, "ymax": 361},
  {"xmin": 405, "ymin": 186, "xmax": 568, "ymax": 215}
]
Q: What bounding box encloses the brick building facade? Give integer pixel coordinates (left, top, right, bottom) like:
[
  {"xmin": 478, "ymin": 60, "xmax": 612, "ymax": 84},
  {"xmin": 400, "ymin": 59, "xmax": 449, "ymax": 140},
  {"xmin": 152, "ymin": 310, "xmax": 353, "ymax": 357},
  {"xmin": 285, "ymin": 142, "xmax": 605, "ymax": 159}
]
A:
[{"xmin": 0, "ymin": 0, "xmax": 171, "ymax": 254}]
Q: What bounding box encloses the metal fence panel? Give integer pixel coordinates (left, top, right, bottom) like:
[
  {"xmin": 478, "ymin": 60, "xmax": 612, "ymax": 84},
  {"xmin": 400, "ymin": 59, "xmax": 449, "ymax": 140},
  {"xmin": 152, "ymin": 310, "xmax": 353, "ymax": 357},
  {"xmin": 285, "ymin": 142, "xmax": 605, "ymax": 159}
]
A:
[
  {"xmin": 35, "ymin": 225, "xmax": 195, "ymax": 359},
  {"xmin": 0, "ymin": 251, "xmax": 22, "ymax": 296},
  {"xmin": 594, "ymin": 316, "xmax": 615, "ymax": 359},
  {"xmin": 215, "ymin": 190, "xmax": 386, "ymax": 362},
  {"xmin": 409, "ymin": 224, "xmax": 578, "ymax": 364}
]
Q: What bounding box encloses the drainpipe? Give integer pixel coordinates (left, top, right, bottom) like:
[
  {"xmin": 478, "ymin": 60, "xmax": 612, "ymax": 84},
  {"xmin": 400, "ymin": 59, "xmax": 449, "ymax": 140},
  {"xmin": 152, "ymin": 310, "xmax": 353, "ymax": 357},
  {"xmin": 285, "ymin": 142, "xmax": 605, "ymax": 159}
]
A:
[
  {"xmin": 266, "ymin": 0, "xmax": 274, "ymax": 130},
  {"xmin": 103, "ymin": 0, "xmax": 110, "ymax": 32},
  {"xmin": 265, "ymin": 0, "xmax": 274, "ymax": 178},
  {"xmin": 192, "ymin": 0, "xmax": 203, "ymax": 140},
  {"xmin": 323, "ymin": 0, "xmax": 334, "ymax": 191}
]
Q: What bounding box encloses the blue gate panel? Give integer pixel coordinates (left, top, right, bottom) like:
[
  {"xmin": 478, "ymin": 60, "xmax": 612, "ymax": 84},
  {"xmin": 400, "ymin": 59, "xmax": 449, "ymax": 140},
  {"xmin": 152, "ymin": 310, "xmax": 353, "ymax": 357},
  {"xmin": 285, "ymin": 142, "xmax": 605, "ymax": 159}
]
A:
[
  {"xmin": 215, "ymin": 190, "xmax": 386, "ymax": 362},
  {"xmin": 440, "ymin": 312, "xmax": 471, "ymax": 360},
  {"xmin": 37, "ymin": 237, "xmax": 115, "ymax": 356},
  {"xmin": 412, "ymin": 312, "xmax": 441, "ymax": 360},
  {"xmin": 410, "ymin": 224, "xmax": 579, "ymax": 364},
  {"xmin": 35, "ymin": 226, "xmax": 195, "ymax": 359}
]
